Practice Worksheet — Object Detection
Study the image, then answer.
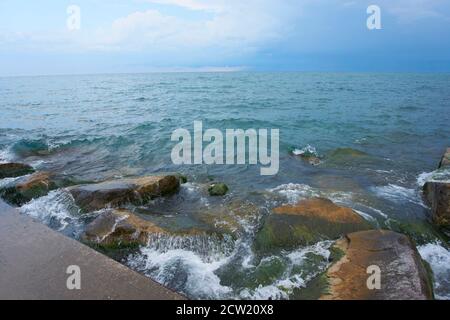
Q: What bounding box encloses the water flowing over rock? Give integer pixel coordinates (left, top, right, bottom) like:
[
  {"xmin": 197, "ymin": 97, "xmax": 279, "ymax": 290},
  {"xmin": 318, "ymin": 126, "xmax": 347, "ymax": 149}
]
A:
[
  {"xmin": 254, "ymin": 197, "xmax": 372, "ymax": 252},
  {"xmin": 0, "ymin": 163, "xmax": 34, "ymax": 179},
  {"xmin": 321, "ymin": 230, "xmax": 433, "ymax": 300},
  {"xmin": 82, "ymin": 209, "xmax": 223, "ymax": 249},
  {"xmin": 81, "ymin": 209, "xmax": 166, "ymax": 247},
  {"xmin": 68, "ymin": 175, "xmax": 180, "ymax": 212},
  {"xmin": 0, "ymin": 172, "xmax": 75, "ymax": 206}
]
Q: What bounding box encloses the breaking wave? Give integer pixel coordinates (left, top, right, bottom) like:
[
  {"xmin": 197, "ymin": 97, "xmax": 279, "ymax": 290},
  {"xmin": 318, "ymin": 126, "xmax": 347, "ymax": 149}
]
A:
[
  {"xmin": 418, "ymin": 243, "xmax": 450, "ymax": 300},
  {"xmin": 19, "ymin": 190, "xmax": 81, "ymax": 234},
  {"xmin": 371, "ymin": 184, "xmax": 426, "ymax": 207}
]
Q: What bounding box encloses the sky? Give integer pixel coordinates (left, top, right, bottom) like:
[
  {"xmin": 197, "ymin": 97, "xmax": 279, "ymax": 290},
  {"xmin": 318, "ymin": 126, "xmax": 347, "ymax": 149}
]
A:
[{"xmin": 0, "ymin": 0, "xmax": 450, "ymax": 76}]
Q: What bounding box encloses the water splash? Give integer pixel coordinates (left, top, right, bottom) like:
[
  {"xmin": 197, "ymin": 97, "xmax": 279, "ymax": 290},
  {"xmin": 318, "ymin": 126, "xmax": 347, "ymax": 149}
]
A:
[
  {"xmin": 371, "ymin": 184, "xmax": 426, "ymax": 207},
  {"xmin": 20, "ymin": 190, "xmax": 81, "ymax": 233},
  {"xmin": 418, "ymin": 242, "xmax": 450, "ymax": 300},
  {"xmin": 127, "ymin": 234, "xmax": 236, "ymax": 299}
]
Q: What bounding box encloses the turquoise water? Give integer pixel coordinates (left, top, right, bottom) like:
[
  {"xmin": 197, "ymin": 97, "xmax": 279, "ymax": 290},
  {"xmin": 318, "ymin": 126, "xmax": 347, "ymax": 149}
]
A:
[{"xmin": 1, "ymin": 72, "xmax": 449, "ymax": 299}]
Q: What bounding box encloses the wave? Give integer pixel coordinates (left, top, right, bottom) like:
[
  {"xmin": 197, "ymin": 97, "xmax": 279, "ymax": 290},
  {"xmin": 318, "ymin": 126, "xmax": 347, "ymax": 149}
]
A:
[
  {"xmin": 417, "ymin": 169, "xmax": 450, "ymax": 186},
  {"xmin": 19, "ymin": 190, "xmax": 81, "ymax": 233},
  {"xmin": 268, "ymin": 183, "xmax": 353, "ymax": 206},
  {"xmin": 291, "ymin": 144, "xmax": 319, "ymax": 157},
  {"xmin": 371, "ymin": 184, "xmax": 426, "ymax": 207},
  {"xmin": 127, "ymin": 234, "xmax": 236, "ymax": 300},
  {"xmin": 239, "ymin": 241, "xmax": 333, "ymax": 300},
  {"xmin": 418, "ymin": 243, "xmax": 450, "ymax": 300}
]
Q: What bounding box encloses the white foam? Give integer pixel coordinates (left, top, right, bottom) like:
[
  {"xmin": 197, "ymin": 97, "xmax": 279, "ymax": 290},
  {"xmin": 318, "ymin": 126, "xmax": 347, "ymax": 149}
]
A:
[
  {"xmin": 417, "ymin": 169, "xmax": 450, "ymax": 186},
  {"xmin": 239, "ymin": 241, "xmax": 333, "ymax": 300},
  {"xmin": 20, "ymin": 190, "xmax": 80, "ymax": 232},
  {"xmin": 292, "ymin": 144, "xmax": 318, "ymax": 157},
  {"xmin": 0, "ymin": 147, "xmax": 14, "ymax": 163},
  {"xmin": 371, "ymin": 184, "xmax": 426, "ymax": 207},
  {"xmin": 418, "ymin": 243, "xmax": 450, "ymax": 300},
  {"xmin": 269, "ymin": 183, "xmax": 320, "ymax": 204},
  {"xmin": 128, "ymin": 235, "xmax": 235, "ymax": 299}
]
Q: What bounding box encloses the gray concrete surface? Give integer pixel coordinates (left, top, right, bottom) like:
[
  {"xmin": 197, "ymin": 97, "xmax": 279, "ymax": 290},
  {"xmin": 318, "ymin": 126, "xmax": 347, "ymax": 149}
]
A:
[{"xmin": 0, "ymin": 200, "xmax": 185, "ymax": 300}]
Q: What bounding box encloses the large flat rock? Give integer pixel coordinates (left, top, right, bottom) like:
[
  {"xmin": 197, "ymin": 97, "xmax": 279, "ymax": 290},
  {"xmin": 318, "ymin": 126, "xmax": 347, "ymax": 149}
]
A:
[
  {"xmin": 67, "ymin": 175, "xmax": 180, "ymax": 212},
  {"xmin": 0, "ymin": 201, "xmax": 185, "ymax": 300},
  {"xmin": 321, "ymin": 230, "xmax": 433, "ymax": 300}
]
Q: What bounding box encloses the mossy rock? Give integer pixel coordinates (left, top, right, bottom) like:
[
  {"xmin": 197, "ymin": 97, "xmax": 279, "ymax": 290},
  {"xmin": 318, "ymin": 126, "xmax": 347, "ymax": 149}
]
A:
[
  {"xmin": 387, "ymin": 219, "xmax": 449, "ymax": 245},
  {"xmin": 208, "ymin": 183, "xmax": 229, "ymax": 196},
  {"xmin": 0, "ymin": 172, "xmax": 78, "ymax": 206},
  {"xmin": 0, "ymin": 163, "xmax": 35, "ymax": 179},
  {"xmin": 254, "ymin": 198, "xmax": 372, "ymax": 253}
]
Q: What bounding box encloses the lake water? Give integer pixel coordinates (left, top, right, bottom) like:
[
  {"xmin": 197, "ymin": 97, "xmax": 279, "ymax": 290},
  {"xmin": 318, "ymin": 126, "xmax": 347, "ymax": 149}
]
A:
[{"xmin": 1, "ymin": 72, "xmax": 449, "ymax": 299}]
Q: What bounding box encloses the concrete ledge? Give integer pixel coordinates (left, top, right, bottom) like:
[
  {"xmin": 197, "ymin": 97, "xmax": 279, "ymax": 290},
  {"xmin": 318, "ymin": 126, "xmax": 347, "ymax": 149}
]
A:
[{"xmin": 0, "ymin": 200, "xmax": 185, "ymax": 300}]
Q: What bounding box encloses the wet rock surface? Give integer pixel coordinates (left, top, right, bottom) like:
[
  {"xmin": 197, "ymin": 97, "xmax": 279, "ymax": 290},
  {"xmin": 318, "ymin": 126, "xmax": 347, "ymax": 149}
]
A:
[
  {"xmin": 423, "ymin": 148, "xmax": 450, "ymax": 230},
  {"xmin": 321, "ymin": 230, "xmax": 433, "ymax": 300},
  {"xmin": 0, "ymin": 163, "xmax": 34, "ymax": 179},
  {"xmin": 0, "ymin": 172, "xmax": 76, "ymax": 206},
  {"xmin": 68, "ymin": 175, "xmax": 180, "ymax": 212},
  {"xmin": 439, "ymin": 148, "xmax": 450, "ymax": 168},
  {"xmin": 254, "ymin": 197, "xmax": 371, "ymax": 252},
  {"xmin": 208, "ymin": 183, "xmax": 229, "ymax": 196}
]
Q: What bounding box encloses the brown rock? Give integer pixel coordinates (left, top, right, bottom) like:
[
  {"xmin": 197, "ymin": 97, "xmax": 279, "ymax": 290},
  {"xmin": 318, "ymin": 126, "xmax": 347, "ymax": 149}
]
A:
[
  {"xmin": 439, "ymin": 147, "xmax": 450, "ymax": 168},
  {"xmin": 273, "ymin": 197, "xmax": 366, "ymax": 224},
  {"xmin": 254, "ymin": 198, "xmax": 371, "ymax": 252},
  {"xmin": 321, "ymin": 230, "xmax": 433, "ymax": 300},
  {"xmin": 68, "ymin": 175, "xmax": 180, "ymax": 212},
  {"xmin": 0, "ymin": 172, "xmax": 62, "ymax": 206},
  {"xmin": 0, "ymin": 163, "xmax": 34, "ymax": 179},
  {"xmin": 423, "ymin": 181, "xmax": 450, "ymax": 228},
  {"xmin": 82, "ymin": 209, "xmax": 166, "ymax": 247}
]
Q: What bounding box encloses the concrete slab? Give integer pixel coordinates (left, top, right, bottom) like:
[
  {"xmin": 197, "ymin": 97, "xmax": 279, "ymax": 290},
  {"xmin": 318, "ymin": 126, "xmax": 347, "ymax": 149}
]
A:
[{"xmin": 0, "ymin": 200, "xmax": 185, "ymax": 300}]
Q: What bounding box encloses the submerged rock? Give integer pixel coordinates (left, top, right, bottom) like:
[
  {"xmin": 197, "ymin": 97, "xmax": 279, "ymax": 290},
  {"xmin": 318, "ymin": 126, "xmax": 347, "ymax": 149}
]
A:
[
  {"xmin": 68, "ymin": 175, "xmax": 180, "ymax": 212},
  {"xmin": 321, "ymin": 230, "xmax": 433, "ymax": 300},
  {"xmin": 81, "ymin": 209, "xmax": 166, "ymax": 247},
  {"xmin": 291, "ymin": 147, "xmax": 321, "ymax": 166},
  {"xmin": 0, "ymin": 163, "xmax": 35, "ymax": 179},
  {"xmin": 439, "ymin": 147, "xmax": 450, "ymax": 168},
  {"xmin": 0, "ymin": 172, "xmax": 75, "ymax": 206},
  {"xmin": 254, "ymin": 198, "xmax": 371, "ymax": 252},
  {"xmin": 208, "ymin": 183, "xmax": 229, "ymax": 196},
  {"xmin": 82, "ymin": 209, "xmax": 220, "ymax": 248},
  {"xmin": 197, "ymin": 201, "xmax": 261, "ymax": 237},
  {"xmin": 423, "ymin": 181, "xmax": 450, "ymax": 228}
]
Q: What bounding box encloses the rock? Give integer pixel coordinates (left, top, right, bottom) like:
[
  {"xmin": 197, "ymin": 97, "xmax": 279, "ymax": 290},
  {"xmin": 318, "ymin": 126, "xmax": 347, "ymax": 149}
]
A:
[
  {"xmin": 67, "ymin": 175, "xmax": 180, "ymax": 212},
  {"xmin": 197, "ymin": 201, "xmax": 261, "ymax": 237},
  {"xmin": 82, "ymin": 209, "xmax": 219, "ymax": 248},
  {"xmin": 439, "ymin": 147, "xmax": 450, "ymax": 168},
  {"xmin": 81, "ymin": 209, "xmax": 166, "ymax": 247},
  {"xmin": 321, "ymin": 230, "xmax": 433, "ymax": 300},
  {"xmin": 0, "ymin": 172, "xmax": 75, "ymax": 206},
  {"xmin": 423, "ymin": 181, "xmax": 450, "ymax": 228},
  {"xmin": 254, "ymin": 198, "xmax": 371, "ymax": 252},
  {"xmin": 0, "ymin": 163, "xmax": 35, "ymax": 179},
  {"xmin": 291, "ymin": 148, "xmax": 321, "ymax": 166},
  {"xmin": 300, "ymin": 155, "xmax": 321, "ymax": 166},
  {"xmin": 208, "ymin": 183, "xmax": 229, "ymax": 196}
]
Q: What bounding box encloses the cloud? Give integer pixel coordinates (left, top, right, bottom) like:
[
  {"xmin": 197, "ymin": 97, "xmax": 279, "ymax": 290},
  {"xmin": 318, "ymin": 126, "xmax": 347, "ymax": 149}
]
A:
[{"xmin": 88, "ymin": 0, "xmax": 303, "ymax": 54}]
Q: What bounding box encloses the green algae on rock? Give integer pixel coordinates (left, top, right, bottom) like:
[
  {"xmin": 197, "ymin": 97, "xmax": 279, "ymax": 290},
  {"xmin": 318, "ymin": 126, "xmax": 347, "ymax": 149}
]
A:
[
  {"xmin": 208, "ymin": 183, "xmax": 229, "ymax": 196},
  {"xmin": 0, "ymin": 163, "xmax": 35, "ymax": 179},
  {"xmin": 254, "ymin": 198, "xmax": 372, "ymax": 252}
]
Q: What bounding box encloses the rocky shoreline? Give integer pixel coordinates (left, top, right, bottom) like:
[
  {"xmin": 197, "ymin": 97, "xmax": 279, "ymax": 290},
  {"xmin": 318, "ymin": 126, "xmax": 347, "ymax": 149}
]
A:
[{"xmin": 1, "ymin": 147, "xmax": 449, "ymax": 300}]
